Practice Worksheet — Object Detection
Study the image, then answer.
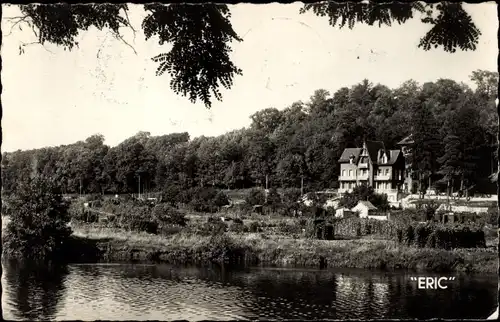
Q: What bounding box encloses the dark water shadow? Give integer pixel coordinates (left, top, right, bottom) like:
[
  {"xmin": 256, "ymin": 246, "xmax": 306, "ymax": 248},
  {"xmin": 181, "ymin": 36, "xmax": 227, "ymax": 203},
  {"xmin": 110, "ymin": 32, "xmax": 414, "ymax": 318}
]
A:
[{"xmin": 2, "ymin": 260, "xmax": 69, "ymax": 321}]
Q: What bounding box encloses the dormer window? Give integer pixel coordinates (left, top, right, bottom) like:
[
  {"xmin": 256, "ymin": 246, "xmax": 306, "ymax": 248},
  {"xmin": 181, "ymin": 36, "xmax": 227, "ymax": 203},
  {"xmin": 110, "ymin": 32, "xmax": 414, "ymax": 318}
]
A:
[
  {"xmin": 349, "ymin": 155, "xmax": 355, "ymax": 164},
  {"xmin": 382, "ymin": 153, "xmax": 387, "ymax": 164}
]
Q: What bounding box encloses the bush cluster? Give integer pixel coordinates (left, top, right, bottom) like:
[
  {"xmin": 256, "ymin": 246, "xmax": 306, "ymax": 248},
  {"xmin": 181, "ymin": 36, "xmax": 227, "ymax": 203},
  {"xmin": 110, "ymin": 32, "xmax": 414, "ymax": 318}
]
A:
[
  {"xmin": 72, "ymin": 198, "xmax": 189, "ymax": 235},
  {"xmin": 187, "ymin": 187, "xmax": 230, "ymax": 213},
  {"xmin": 3, "ymin": 176, "xmax": 73, "ymax": 260},
  {"xmin": 195, "ymin": 216, "xmax": 228, "ymax": 236}
]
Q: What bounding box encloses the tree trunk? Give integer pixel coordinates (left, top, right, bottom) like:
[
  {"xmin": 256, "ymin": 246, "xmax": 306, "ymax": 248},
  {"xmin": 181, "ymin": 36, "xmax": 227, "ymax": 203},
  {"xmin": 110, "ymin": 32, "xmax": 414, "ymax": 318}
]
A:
[{"xmin": 418, "ymin": 172, "xmax": 423, "ymax": 199}]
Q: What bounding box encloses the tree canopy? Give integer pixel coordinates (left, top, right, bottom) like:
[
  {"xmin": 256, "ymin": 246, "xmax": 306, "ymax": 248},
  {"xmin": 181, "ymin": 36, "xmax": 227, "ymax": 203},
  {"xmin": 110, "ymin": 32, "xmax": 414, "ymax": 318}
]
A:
[
  {"xmin": 2, "ymin": 71, "xmax": 497, "ymax": 196},
  {"xmin": 5, "ymin": 2, "xmax": 483, "ymax": 108}
]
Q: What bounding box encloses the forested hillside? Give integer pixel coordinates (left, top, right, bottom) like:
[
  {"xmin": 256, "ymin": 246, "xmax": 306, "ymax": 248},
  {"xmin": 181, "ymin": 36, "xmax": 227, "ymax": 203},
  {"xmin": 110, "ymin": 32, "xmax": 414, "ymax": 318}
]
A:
[{"xmin": 2, "ymin": 70, "xmax": 497, "ymax": 195}]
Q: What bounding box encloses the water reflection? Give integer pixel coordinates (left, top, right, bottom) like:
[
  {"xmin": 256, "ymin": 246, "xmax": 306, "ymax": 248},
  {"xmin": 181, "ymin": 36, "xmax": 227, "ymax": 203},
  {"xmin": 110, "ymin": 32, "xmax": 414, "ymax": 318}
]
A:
[
  {"xmin": 2, "ymin": 262, "xmax": 497, "ymax": 320},
  {"xmin": 2, "ymin": 260, "xmax": 69, "ymax": 321}
]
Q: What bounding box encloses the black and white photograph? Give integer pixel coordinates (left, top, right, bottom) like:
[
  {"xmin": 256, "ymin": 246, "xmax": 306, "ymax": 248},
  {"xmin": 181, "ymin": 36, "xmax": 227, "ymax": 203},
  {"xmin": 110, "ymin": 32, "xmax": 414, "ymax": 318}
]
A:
[{"xmin": 1, "ymin": 2, "xmax": 498, "ymax": 320}]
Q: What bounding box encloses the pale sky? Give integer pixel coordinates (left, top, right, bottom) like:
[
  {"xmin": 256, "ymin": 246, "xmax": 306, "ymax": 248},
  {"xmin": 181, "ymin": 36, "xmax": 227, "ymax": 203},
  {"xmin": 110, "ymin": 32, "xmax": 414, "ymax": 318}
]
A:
[{"xmin": 1, "ymin": 3, "xmax": 498, "ymax": 152}]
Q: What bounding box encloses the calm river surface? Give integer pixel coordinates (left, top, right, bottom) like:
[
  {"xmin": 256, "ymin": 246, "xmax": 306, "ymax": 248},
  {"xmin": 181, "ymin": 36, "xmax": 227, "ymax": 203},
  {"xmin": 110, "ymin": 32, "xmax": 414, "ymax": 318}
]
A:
[{"xmin": 2, "ymin": 261, "xmax": 497, "ymax": 320}]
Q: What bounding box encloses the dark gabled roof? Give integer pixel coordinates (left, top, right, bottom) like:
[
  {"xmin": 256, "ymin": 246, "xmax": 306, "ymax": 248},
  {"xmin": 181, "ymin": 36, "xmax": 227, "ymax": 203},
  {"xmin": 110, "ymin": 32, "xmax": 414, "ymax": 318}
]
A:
[
  {"xmin": 397, "ymin": 134, "xmax": 414, "ymax": 146},
  {"xmin": 339, "ymin": 141, "xmax": 404, "ymax": 166},
  {"xmin": 365, "ymin": 141, "xmax": 385, "ymax": 165},
  {"xmin": 338, "ymin": 148, "xmax": 362, "ymax": 163},
  {"xmin": 381, "ymin": 150, "xmax": 402, "ymax": 165}
]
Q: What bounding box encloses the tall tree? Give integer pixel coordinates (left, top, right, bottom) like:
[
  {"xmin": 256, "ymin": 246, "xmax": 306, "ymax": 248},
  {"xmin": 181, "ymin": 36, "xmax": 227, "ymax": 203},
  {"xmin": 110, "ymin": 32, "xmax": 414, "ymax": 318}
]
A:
[
  {"xmin": 411, "ymin": 102, "xmax": 441, "ymax": 197},
  {"xmin": 437, "ymin": 134, "xmax": 462, "ymax": 196}
]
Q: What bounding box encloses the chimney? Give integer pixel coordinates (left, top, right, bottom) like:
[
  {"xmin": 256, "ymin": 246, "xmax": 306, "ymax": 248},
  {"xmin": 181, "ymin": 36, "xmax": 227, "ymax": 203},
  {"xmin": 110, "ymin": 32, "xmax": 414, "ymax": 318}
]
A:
[{"xmin": 349, "ymin": 154, "xmax": 355, "ymax": 164}]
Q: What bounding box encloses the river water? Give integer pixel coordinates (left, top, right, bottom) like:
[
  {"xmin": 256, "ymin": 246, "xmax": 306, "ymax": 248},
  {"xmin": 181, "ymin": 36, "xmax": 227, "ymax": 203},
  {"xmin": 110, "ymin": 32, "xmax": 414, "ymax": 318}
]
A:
[{"xmin": 1, "ymin": 261, "xmax": 497, "ymax": 320}]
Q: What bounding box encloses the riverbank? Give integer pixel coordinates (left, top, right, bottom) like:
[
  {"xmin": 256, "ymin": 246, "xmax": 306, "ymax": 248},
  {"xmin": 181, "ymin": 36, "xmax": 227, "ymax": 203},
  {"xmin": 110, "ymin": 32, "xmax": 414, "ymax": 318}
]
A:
[{"xmin": 69, "ymin": 224, "xmax": 497, "ymax": 274}]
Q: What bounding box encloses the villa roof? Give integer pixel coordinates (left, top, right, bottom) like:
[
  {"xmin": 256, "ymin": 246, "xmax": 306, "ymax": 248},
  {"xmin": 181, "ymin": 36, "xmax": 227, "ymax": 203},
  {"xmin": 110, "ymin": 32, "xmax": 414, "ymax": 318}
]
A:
[
  {"xmin": 397, "ymin": 134, "xmax": 414, "ymax": 146},
  {"xmin": 338, "ymin": 148, "xmax": 362, "ymax": 163},
  {"xmin": 381, "ymin": 150, "xmax": 402, "ymax": 165},
  {"xmin": 365, "ymin": 141, "xmax": 385, "ymax": 165}
]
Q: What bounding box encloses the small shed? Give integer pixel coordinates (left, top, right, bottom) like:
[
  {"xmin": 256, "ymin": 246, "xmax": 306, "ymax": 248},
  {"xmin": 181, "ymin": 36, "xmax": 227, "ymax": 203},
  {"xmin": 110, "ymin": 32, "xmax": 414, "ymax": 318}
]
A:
[
  {"xmin": 335, "ymin": 207, "xmax": 354, "ymax": 219},
  {"xmin": 351, "ymin": 201, "xmax": 378, "ymax": 218}
]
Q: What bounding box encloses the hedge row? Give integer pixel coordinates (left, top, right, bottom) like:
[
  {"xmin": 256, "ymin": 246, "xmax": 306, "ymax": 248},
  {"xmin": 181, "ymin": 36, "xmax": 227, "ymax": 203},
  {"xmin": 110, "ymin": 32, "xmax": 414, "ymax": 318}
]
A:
[
  {"xmin": 397, "ymin": 223, "xmax": 486, "ymax": 249},
  {"xmin": 315, "ymin": 216, "xmax": 486, "ymax": 250}
]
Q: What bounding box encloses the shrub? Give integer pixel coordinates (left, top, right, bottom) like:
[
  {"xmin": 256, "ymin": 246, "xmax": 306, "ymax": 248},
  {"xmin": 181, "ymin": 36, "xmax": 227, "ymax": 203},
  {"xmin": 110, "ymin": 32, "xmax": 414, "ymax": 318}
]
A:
[
  {"xmin": 213, "ymin": 191, "xmax": 230, "ymax": 208},
  {"xmin": 68, "ymin": 201, "xmax": 99, "ymax": 223},
  {"xmin": 127, "ymin": 219, "xmax": 159, "ymax": 234},
  {"xmin": 3, "ymin": 176, "xmax": 72, "ymax": 260},
  {"xmin": 403, "ymin": 225, "xmax": 415, "ymax": 245},
  {"xmin": 414, "ymin": 223, "xmax": 433, "ymax": 248},
  {"xmin": 161, "ymin": 184, "xmax": 182, "ymax": 206},
  {"xmin": 159, "ymin": 225, "xmax": 183, "ymax": 236},
  {"xmin": 199, "ymin": 217, "xmax": 228, "ymax": 236},
  {"xmin": 201, "ymin": 234, "xmax": 244, "ymax": 264},
  {"xmin": 338, "ymin": 184, "xmax": 389, "ymax": 210},
  {"xmin": 189, "ymin": 188, "xmax": 230, "ymax": 213},
  {"xmin": 486, "ymin": 204, "xmax": 497, "ymax": 226},
  {"xmin": 248, "ymin": 221, "xmax": 261, "ymax": 233},
  {"xmin": 422, "ymin": 200, "xmax": 440, "ymax": 221},
  {"xmin": 277, "ymin": 220, "xmax": 304, "ymax": 236},
  {"xmin": 152, "ymin": 204, "xmax": 188, "ymax": 227},
  {"xmin": 229, "ymin": 222, "xmax": 248, "ymax": 233},
  {"xmin": 245, "ymin": 188, "xmax": 266, "ymax": 206},
  {"xmin": 232, "ymin": 218, "xmax": 244, "ymax": 224},
  {"xmin": 265, "ymin": 188, "xmax": 282, "ymax": 212}
]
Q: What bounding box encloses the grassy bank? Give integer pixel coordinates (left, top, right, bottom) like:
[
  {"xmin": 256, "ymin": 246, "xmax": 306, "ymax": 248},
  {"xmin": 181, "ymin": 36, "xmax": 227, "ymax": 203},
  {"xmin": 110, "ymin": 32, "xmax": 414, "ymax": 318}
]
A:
[{"xmin": 70, "ymin": 223, "xmax": 497, "ymax": 274}]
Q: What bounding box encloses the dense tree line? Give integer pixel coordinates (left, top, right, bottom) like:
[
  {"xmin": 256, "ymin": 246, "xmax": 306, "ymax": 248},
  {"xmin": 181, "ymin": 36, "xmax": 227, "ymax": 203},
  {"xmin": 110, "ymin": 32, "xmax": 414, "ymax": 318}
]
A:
[{"xmin": 2, "ymin": 70, "xmax": 497, "ymax": 196}]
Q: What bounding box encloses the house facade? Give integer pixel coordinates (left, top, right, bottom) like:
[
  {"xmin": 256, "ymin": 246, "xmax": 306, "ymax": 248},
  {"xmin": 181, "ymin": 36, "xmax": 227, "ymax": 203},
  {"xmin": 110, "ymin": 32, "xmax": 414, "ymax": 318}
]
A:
[
  {"xmin": 396, "ymin": 134, "xmax": 414, "ymax": 193},
  {"xmin": 338, "ymin": 140, "xmax": 406, "ymax": 202}
]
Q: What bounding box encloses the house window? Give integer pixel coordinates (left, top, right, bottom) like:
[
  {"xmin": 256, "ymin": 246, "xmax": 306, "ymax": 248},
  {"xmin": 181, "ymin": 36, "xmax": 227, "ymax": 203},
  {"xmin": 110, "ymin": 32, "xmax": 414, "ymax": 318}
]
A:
[
  {"xmin": 385, "ymin": 169, "xmax": 390, "ymax": 176},
  {"xmin": 349, "ymin": 170, "xmax": 353, "ymax": 177},
  {"xmin": 377, "ymin": 169, "xmax": 382, "ymax": 176},
  {"xmin": 342, "ymin": 170, "xmax": 346, "ymax": 177}
]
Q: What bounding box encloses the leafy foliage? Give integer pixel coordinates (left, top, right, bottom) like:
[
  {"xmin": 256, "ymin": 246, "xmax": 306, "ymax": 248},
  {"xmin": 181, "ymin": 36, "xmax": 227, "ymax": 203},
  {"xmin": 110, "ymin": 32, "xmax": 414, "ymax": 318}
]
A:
[
  {"xmin": 245, "ymin": 188, "xmax": 266, "ymax": 206},
  {"xmin": 300, "ymin": 2, "xmax": 480, "ymax": 53},
  {"xmin": 338, "ymin": 184, "xmax": 389, "ymax": 210},
  {"xmin": 2, "ymin": 72, "xmax": 497, "ymax": 196},
  {"xmin": 3, "ymin": 176, "xmax": 72, "ymax": 260},
  {"xmin": 143, "ymin": 4, "xmax": 242, "ymax": 108},
  {"xmin": 10, "ymin": 3, "xmax": 483, "ymax": 107},
  {"xmin": 18, "ymin": 4, "xmax": 129, "ymax": 50},
  {"xmin": 152, "ymin": 204, "xmax": 188, "ymax": 227}
]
